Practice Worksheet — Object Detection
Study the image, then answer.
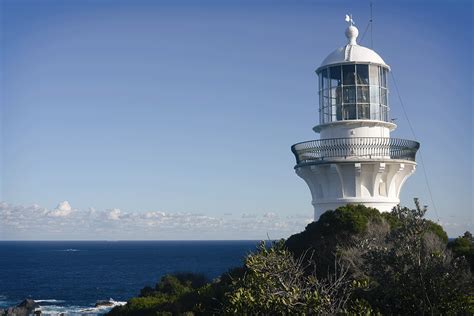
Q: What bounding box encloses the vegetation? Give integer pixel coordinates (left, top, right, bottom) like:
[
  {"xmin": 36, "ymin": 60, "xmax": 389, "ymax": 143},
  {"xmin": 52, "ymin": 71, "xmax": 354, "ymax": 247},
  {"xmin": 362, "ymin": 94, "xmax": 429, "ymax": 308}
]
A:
[
  {"xmin": 108, "ymin": 200, "xmax": 473, "ymax": 315},
  {"xmin": 342, "ymin": 200, "xmax": 472, "ymax": 314},
  {"xmin": 223, "ymin": 241, "xmax": 358, "ymax": 314},
  {"xmin": 449, "ymin": 231, "xmax": 474, "ymax": 271}
]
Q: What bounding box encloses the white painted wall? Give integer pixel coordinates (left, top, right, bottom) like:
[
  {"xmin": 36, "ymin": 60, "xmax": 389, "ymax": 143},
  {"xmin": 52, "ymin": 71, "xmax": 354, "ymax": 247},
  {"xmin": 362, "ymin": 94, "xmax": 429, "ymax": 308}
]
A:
[
  {"xmin": 315, "ymin": 120, "xmax": 396, "ymax": 139},
  {"xmin": 295, "ymin": 161, "xmax": 416, "ymax": 220}
]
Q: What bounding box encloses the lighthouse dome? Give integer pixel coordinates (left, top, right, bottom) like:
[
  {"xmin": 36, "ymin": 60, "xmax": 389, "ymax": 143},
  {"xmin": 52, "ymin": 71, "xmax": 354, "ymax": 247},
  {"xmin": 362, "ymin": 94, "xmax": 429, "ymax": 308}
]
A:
[
  {"xmin": 320, "ymin": 45, "xmax": 388, "ymax": 68},
  {"xmin": 318, "ymin": 24, "xmax": 389, "ymax": 69}
]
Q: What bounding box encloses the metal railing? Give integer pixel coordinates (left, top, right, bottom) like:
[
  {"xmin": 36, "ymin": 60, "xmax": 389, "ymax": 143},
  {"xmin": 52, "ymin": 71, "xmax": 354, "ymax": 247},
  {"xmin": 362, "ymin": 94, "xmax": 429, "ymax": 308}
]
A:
[{"xmin": 291, "ymin": 137, "xmax": 419, "ymax": 165}]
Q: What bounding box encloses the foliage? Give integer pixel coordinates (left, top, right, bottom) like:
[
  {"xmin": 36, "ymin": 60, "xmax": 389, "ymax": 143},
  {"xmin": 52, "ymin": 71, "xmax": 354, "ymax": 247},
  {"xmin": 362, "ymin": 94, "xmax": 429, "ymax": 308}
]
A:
[
  {"xmin": 285, "ymin": 204, "xmax": 384, "ymax": 278},
  {"xmin": 449, "ymin": 231, "xmax": 474, "ymax": 271},
  {"xmin": 286, "ymin": 203, "xmax": 449, "ymax": 279},
  {"xmin": 347, "ymin": 199, "xmax": 473, "ymax": 315},
  {"xmin": 108, "ymin": 273, "xmax": 216, "ymax": 316},
  {"xmin": 223, "ymin": 240, "xmax": 358, "ymax": 315}
]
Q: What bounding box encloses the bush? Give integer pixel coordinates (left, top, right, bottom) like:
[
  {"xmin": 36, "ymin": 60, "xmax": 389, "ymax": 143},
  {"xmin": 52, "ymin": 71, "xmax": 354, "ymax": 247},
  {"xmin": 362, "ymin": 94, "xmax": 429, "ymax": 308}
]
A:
[
  {"xmin": 449, "ymin": 231, "xmax": 474, "ymax": 271},
  {"xmin": 346, "ymin": 200, "xmax": 473, "ymax": 315},
  {"xmin": 108, "ymin": 273, "xmax": 210, "ymax": 316},
  {"xmin": 223, "ymin": 240, "xmax": 367, "ymax": 315},
  {"xmin": 285, "ymin": 204, "xmax": 384, "ymax": 278}
]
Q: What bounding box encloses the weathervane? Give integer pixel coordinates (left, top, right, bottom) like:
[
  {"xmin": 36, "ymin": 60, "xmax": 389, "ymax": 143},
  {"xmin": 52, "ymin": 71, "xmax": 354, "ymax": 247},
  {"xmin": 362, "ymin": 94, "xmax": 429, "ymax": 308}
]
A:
[{"xmin": 345, "ymin": 14, "xmax": 355, "ymax": 26}]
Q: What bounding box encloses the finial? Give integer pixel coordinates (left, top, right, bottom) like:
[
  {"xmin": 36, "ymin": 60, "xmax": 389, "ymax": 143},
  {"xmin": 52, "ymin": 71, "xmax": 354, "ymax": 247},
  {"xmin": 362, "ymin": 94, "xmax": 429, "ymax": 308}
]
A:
[
  {"xmin": 345, "ymin": 14, "xmax": 354, "ymax": 26},
  {"xmin": 344, "ymin": 14, "xmax": 359, "ymax": 45}
]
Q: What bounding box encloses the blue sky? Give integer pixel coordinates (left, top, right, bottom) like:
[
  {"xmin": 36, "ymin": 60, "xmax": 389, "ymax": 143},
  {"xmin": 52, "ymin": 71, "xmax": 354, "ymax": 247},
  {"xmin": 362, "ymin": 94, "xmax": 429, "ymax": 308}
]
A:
[{"xmin": 0, "ymin": 0, "xmax": 472, "ymax": 239}]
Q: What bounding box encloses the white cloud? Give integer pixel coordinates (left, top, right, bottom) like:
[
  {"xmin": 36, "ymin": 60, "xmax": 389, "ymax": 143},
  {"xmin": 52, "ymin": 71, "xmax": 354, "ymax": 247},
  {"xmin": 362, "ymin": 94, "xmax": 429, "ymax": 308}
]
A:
[
  {"xmin": 107, "ymin": 208, "xmax": 122, "ymax": 221},
  {"xmin": 0, "ymin": 201, "xmax": 313, "ymax": 240},
  {"xmin": 48, "ymin": 201, "xmax": 73, "ymax": 217},
  {"xmin": 263, "ymin": 212, "xmax": 277, "ymax": 218}
]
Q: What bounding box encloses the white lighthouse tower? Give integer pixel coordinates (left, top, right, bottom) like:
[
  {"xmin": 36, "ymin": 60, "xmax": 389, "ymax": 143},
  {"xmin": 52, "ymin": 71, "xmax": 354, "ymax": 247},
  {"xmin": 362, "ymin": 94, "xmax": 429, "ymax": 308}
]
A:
[{"xmin": 291, "ymin": 16, "xmax": 420, "ymax": 220}]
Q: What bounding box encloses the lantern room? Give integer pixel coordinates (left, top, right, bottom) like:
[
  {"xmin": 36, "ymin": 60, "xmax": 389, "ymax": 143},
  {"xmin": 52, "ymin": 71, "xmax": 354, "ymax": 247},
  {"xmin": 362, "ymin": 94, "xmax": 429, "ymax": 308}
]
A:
[
  {"xmin": 317, "ymin": 63, "xmax": 389, "ymax": 124},
  {"xmin": 315, "ymin": 23, "xmax": 391, "ymax": 126}
]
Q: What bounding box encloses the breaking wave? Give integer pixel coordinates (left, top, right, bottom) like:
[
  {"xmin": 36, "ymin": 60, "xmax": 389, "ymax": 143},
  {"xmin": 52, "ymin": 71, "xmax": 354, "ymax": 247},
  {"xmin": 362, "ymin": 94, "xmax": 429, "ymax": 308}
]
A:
[{"xmin": 36, "ymin": 299, "xmax": 126, "ymax": 316}]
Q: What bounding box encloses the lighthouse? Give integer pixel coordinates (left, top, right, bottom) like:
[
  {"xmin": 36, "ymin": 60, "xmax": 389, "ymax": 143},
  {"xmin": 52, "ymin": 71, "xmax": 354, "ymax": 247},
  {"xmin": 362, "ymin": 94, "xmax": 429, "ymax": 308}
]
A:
[{"xmin": 291, "ymin": 16, "xmax": 420, "ymax": 220}]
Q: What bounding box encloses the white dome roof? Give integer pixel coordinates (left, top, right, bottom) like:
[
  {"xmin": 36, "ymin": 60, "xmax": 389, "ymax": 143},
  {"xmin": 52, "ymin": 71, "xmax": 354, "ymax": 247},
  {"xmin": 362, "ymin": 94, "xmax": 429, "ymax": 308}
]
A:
[
  {"xmin": 320, "ymin": 45, "xmax": 388, "ymax": 68},
  {"xmin": 318, "ymin": 23, "xmax": 389, "ymax": 70}
]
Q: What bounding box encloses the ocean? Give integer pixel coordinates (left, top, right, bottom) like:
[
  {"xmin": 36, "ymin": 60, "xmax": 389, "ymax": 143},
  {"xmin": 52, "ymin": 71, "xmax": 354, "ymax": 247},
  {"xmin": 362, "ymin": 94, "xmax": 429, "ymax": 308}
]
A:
[{"xmin": 0, "ymin": 240, "xmax": 259, "ymax": 315}]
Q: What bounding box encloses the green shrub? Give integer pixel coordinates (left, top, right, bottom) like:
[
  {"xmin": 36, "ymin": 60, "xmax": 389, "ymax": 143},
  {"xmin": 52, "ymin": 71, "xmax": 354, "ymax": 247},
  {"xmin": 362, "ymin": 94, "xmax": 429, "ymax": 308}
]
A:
[
  {"xmin": 350, "ymin": 200, "xmax": 473, "ymax": 315},
  {"xmin": 223, "ymin": 240, "xmax": 360, "ymax": 315},
  {"xmin": 449, "ymin": 231, "xmax": 474, "ymax": 271}
]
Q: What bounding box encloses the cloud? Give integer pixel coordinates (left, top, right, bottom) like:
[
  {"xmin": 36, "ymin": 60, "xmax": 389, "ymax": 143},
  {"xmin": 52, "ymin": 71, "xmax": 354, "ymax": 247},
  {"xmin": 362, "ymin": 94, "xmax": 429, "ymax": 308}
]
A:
[
  {"xmin": 107, "ymin": 208, "xmax": 122, "ymax": 221},
  {"xmin": 263, "ymin": 212, "xmax": 277, "ymax": 218},
  {"xmin": 0, "ymin": 201, "xmax": 313, "ymax": 240},
  {"xmin": 48, "ymin": 201, "xmax": 73, "ymax": 217}
]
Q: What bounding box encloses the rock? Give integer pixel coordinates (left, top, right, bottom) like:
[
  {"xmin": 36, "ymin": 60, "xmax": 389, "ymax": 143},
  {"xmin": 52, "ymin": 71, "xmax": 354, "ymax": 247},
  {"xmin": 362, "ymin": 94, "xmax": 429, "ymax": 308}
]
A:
[
  {"xmin": 95, "ymin": 300, "xmax": 114, "ymax": 307},
  {"xmin": 18, "ymin": 299, "xmax": 39, "ymax": 310},
  {"xmin": 0, "ymin": 299, "xmax": 40, "ymax": 316}
]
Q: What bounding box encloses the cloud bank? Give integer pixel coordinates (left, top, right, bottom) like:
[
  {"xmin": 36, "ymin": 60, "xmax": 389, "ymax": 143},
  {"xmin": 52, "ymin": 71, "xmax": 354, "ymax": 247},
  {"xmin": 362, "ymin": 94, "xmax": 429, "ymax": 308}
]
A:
[{"xmin": 0, "ymin": 201, "xmax": 312, "ymax": 240}]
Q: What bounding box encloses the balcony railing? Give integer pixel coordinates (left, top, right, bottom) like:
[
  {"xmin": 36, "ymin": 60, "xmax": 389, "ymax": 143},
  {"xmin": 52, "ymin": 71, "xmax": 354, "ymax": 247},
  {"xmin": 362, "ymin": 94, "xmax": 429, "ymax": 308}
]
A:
[{"xmin": 291, "ymin": 137, "xmax": 419, "ymax": 166}]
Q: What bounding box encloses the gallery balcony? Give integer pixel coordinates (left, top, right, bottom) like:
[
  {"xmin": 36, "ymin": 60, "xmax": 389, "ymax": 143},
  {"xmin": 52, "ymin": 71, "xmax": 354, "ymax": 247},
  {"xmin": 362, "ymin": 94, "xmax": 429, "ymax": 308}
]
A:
[{"xmin": 291, "ymin": 137, "xmax": 419, "ymax": 166}]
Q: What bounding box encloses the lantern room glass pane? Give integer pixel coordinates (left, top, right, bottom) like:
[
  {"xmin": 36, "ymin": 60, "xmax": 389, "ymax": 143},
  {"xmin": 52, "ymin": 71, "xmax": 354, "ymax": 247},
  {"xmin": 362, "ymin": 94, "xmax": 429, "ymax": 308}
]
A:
[
  {"xmin": 357, "ymin": 86, "xmax": 369, "ymax": 103},
  {"xmin": 379, "ymin": 68, "xmax": 387, "ymax": 88},
  {"xmin": 370, "ymin": 85, "xmax": 380, "ymax": 104},
  {"xmin": 330, "ymin": 87, "xmax": 338, "ymax": 112},
  {"xmin": 342, "ymin": 65, "xmax": 355, "ymax": 85},
  {"xmin": 336, "ymin": 104, "xmax": 343, "ymax": 120},
  {"xmin": 330, "ymin": 66, "xmax": 342, "ymax": 87},
  {"xmin": 370, "ymin": 104, "xmax": 380, "ymax": 120},
  {"xmin": 356, "ymin": 64, "xmax": 369, "ymax": 85},
  {"xmin": 321, "ymin": 68, "xmax": 329, "ymax": 89},
  {"xmin": 380, "ymin": 105, "xmax": 388, "ymax": 121},
  {"xmin": 331, "ymin": 86, "xmax": 342, "ymax": 105},
  {"xmin": 343, "ymin": 86, "xmax": 356, "ymax": 103},
  {"xmin": 343, "ymin": 104, "xmax": 356, "ymax": 120},
  {"xmin": 369, "ymin": 65, "xmax": 379, "ymax": 86},
  {"xmin": 380, "ymin": 88, "xmax": 387, "ymax": 105},
  {"xmin": 358, "ymin": 104, "xmax": 370, "ymax": 119}
]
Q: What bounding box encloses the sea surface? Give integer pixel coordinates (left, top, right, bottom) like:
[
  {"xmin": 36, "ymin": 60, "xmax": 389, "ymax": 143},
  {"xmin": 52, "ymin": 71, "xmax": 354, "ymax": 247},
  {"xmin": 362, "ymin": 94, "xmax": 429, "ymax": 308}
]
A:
[{"xmin": 0, "ymin": 240, "xmax": 259, "ymax": 315}]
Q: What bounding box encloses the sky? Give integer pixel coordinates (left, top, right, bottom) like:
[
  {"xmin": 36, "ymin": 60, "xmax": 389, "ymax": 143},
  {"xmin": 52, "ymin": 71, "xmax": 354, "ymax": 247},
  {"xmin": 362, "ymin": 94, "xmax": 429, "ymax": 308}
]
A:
[{"xmin": 0, "ymin": 0, "xmax": 472, "ymax": 240}]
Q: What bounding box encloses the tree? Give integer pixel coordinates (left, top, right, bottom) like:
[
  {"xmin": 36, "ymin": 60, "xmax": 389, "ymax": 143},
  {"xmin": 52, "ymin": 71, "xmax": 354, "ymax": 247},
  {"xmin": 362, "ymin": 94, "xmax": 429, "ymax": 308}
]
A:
[
  {"xmin": 449, "ymin": 231, "xmax": 474, "ymax": 271},
  {"xmin": 347, "ymin": 199, "xmax": 473, "ymax": 315}
]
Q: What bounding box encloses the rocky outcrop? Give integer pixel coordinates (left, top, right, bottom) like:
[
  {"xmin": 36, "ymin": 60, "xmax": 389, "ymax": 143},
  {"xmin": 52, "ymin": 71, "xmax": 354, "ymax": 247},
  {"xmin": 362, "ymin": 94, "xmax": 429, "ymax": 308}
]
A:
[{"xmin": 0, "ymin": 299, "xmax": 40, "ymax": 316}]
